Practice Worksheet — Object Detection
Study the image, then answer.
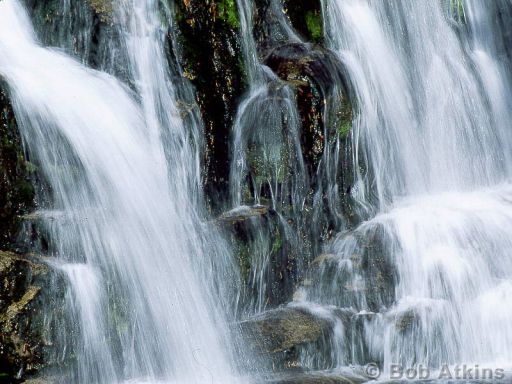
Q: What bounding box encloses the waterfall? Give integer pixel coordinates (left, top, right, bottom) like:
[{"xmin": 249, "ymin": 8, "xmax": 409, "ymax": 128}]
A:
[
  {"xmin": 0, "ymin": 0, "xmax": 245, "ymax": 382},
  {"xmin": 230, "ymin": 0, "xmax": 307, "ymax": 313},
  {"xmin": 2, "ymin": 0, "xmax": 512, "ymax": 380},
  {"xmin": 231, "ymin": 0, "xmax": 304, "ymax": 209},
  {"xmin": 297, "ymin": 0, "xmax": 512, "ymax": 372}
]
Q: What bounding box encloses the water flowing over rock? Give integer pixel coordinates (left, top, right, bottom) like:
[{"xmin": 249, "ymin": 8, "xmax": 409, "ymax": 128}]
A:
[
  {"xmin": 1, "ymin": 0, "xmax": 512, "ymax": 383},
  {"xmin": 0, "ymin": 83, "xmax": 34, "ymax": 250},
  {"xmin": 0, "ymin": 0, "xmax": 245, "ymax": 382},
  {"xmin": 294, "ymin": 0, "xmax": 512, "ymax": 373}
]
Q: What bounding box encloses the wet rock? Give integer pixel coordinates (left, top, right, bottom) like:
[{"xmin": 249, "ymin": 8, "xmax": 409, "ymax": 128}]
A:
[
  {"xmin": 264, "ymin": 42, "xmax": 353, "ymax": 210},
  {"xmin": 22, "ymin": 0, "xmax": 121, "ymax": 71},
  {"xmin": 241, "ymin": 307, "xmax": 330, "ymax": 354},
  {"xmin": 0, "ymin": 251, "xmax": 65, "ymax": 380},
  {"xmin": 497, "ymin": 1, "xmax": 512, "ymax": 63},
  {"xmin": 254, "ymin": 43, "xmax": 356, "ymax": 278},
  {"xmin": 310, "ymin": 254, "xmax": 338, "ymax": 269},
  {"xmin": 15, "ymin": 212, "xmax": 54, "ymax": 256},
  {"xmin": 252, "ymin": 0, "xmax": 297, "ymax": 52},
  {"xmin": 0, "ymin": 82, "xmax": 35, "ymax": 250},
  {"xmin": 283, "ymin": 0, "xmax": 323, "ymax": 44},
  {"xmin": 86, "ymin": 0, "xmax": 112, "ymax": 22},
  {"xmin": 263, "ymin": 370, "xmax": 366, "ymax": 384},
  {"xmin": 264, "ymin": 43, "xmax": 346, "ymax": 94},
  {"xmin": 173, "ymin": 0, "xmax": 245, "ymax": 210},
  {"xmin": 225, "ymin": 210, "xmax": 300, "ymax": 309},
  {"xmin": 219, "ymin": 205, "xmax": 269, "ymax": 223},
  {"xmin": 393, "ymin": 309, "xmax": 417, "ymax": 333},
  {"xmin": 20, "ymin": 376, "xmax": 66, "ymax": 384},
  {"xmin": 357, "ymin": 229, "xmax": 397, "ymax": 312}
]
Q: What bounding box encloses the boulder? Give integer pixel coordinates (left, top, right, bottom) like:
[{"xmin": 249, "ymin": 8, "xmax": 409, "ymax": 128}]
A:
[
  {"xmin": 264, "ymin": 42, "xmax": 353, "ymax": 210},
  {"xmin": 241, "ymin": 307, "xmax": 330, "ymax": 354},
  {"xmin": 0, "ymin": 251, "xmax": 64, "ymax": 380},
  {"xmin": 264, "ymin": 43, "xmax": 346, "ymax": 93},
  {"xmin": 263, "ymin": 370, "xmax": 366, "ymax": 384}
]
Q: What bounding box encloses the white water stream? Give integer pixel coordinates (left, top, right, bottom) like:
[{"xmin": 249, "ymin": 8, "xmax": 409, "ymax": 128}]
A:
[
  {"xmin": 2, "ymin": 0, "xmax": 512, "ymax": 380},
  {"xmin": 298, "ymin": 0, "xmax": 512, "ymax": 371},
  {"xmin": 0, "ymin": 0, "xmax": 243, "ymax": 382}
]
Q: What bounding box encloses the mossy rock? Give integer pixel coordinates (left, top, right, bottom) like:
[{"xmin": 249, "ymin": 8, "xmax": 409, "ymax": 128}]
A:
[
  {"xmin": 264, "ymin": 43, "xmax": 346, "ymax": 93},
  {"xmin": 0, "ymin": 251, "xmax": 66, "ymax": 380},
  {"xmin": 173, "ymin": 0, "xmax": 245, "ymax": 209},
  {"xmin": 86, "ymin": 0, "xmax": 113, "ymax": 22},
  {"xmin": 224, "ymin": 208, "xmax": 300, "ymax": 308},
  {"xmin": 264, "ymin": 43, "xmax": 352, "ymax": 170},
  {"xmin": 215, "ymin": 0, "xmax": 240, "ymax": 29},
  {"xmin": 0, "ymin": 82, "xmax": 35, "ymax": 250},
  {"xmin": 283, "ymin": 0, "xmax": 323, "ymax": 44},
  {"xmin": 241, "ymin": 307, "xmax": 330, "ymax": 354}
]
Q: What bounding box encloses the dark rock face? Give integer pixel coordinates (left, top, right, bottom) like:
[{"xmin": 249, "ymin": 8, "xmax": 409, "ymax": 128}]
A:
[
  {"xmin": 264, "ymin": 43, "xmax": 346, "ymax": 93},
  {"xmin": 0, "ymin": 83, "xmax": 62, "ymax": 382},
  {"xmin": 220, "ymin": 206, "xmax": 300, "ymax": 309},
  {"xmin": 282, "ymin": 0, "xmax": 323, "ymax": 44},
  {"xmin": 261, "ymin": 41, "xmax": 355, "ymax": 266},
  {"xmin": 0, "ymin": 83, "xmax": 35, "ymax": 250},
  {"xmin": 0, "ymin": 251, "xmax": 64, "ymax": 380},
  {"xmin": 264, "ymin": 42, "xmax": 351, "ymax": 171},
  {"xmin": 173, "ymin": 0, "xmax": 246, "ymax": 210},
  {"xmin": 223, "ymin": 17, "xmax": 354, "ymax": 308},
  {"xmin": 22, "ymin": 0, "xmax": 119, "ymax": 71}
]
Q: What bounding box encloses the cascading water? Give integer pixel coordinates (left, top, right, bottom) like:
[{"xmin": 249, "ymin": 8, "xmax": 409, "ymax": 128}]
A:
[
  {"xmin": 230, "ymin": 0, "xmax": 307, "ymax": 313},
  {"xmin": 230, "ymin": 0, "xmax": 350, "ymax": 313},
  {"xmin": 2, "ymin": 0, "xmax": 512, "ymax": 380},
  {"xmin": 231, "ymin": 0, "xmax": 304, "ymax": 209},
  {"xmin": 0, "ymin": 0, "xmax": 245, "ymax": 382},
  {"xmin": 296, "ymin": 0, "xmax": 512, "ymax": 374}
]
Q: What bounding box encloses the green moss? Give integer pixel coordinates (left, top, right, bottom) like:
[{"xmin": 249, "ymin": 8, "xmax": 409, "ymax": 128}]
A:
[
  {"xmin": 283, "ymin": 0, "xmax": 323, "ymax": 43},
  {"xmin": 24, "ymin": 161, "xmax": 38, "ymax": 174},
  {"xmin": 305, "ymin": 11, "xmax": 323, "ymax": 43},
  {"xmin": 335, "ymin": 98, "xmax": 353, "ymax": 138},
  {"xmin": 271, "ymin": 230, "xmax": 283, "ymax": 255},
  {"xmin": 217, "ymin": 0, "xmax": 240, "ymax": 29},
  {"xmin": 449, "ymin": 0, "xmax": 465, "ymax": 24},
  {"xmin": 338, "ymin": 121, "xmax": 351, "ymax": 137},
  {"xmin": 238, "ymin": 244, "xmax": 251, "ymax": 282}
]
